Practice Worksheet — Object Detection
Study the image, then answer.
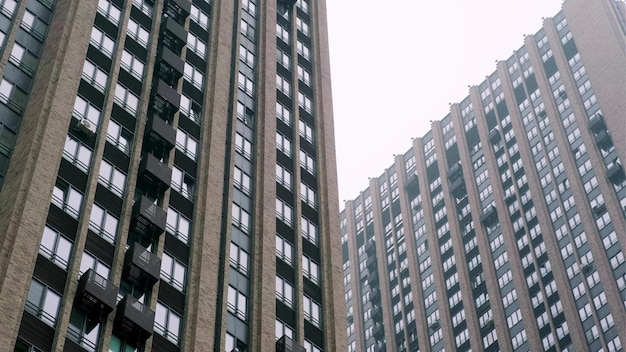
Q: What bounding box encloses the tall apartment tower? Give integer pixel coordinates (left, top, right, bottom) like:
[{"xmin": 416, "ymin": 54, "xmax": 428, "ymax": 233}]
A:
[
  {"xmin": 0, "ymin": 0, "xmax": 346, "ymax": 351},
  {"xmin": 341, "ymin": 0, "xmax": 626, "ymax": 351}
]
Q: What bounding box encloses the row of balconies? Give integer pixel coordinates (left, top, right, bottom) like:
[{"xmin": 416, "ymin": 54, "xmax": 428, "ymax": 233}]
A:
[{"xmin": 588, "ymin": 113, "xmax": 625, "ymax": 185}]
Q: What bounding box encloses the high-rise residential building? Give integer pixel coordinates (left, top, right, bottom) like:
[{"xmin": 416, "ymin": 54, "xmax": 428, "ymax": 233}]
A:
[
  {"xmin": 0, "ymin": 0, "xmax": 345, "ymax": 351},
  {"xmin": 341, "ymin": 0, "xmax": 626, "ymax": 351}
]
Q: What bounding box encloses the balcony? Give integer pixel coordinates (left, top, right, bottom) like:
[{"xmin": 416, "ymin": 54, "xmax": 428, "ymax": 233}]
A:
[
  {"xmin": 488, "ymin": 128, "xmax": 501, "ymax": 144},
  {"xmin": 151, "ymin": 79, "xmax": 181, "ymax": 122},
  {"xmin": 404, "ymin": 174, "xmax": 419, "ymax": 196},
  {"xmin": 450, "ymin": 178, "xmax": 466, "ymax": 199},
  {"xmin": 480, "ymin": 205, "xmax": 498, "ymax": 227},
  {"xmin": 369, "ymin": 270, "xmax": 378, "ymax": 282},
  {"xmin": 113, "ymin": 295, "xmax": 155, "ymax": 348},
  {"xmin": 138, "ymin": 153, "xmax": 172, "ymax": 195},
  {"xmin": 365, "ymin": 240, "xmax": 376, "ymax": 255},
  {"xmin": 123, "ymin": 244, "xmax": 161, "ymax": 289},
  {"xmin": 370, "ymin": 288, "xmax": 380, "ymax": 302},
  {"xmin": 145, "ymin": 114, "xmax": 176, "ymax": 159},
  {"xmin": 366, "ymin": 256, "xmax": 377, "ymax": 270},
  {"xmin": 155, "ymin": 46, "xmax": 184, "ymax": 86},
  {"xmin": 276, "ymin": 336, "xmax": 305, "ymax": 352},
  {"xmin": 607, "ymin": 162, "xmax": 625, "ymax": 184},
  {"xmin": 131, "ymin": 195, "xmax": 167, "ymax": 239},
  {"xmin": 447, "ymin": 161, "xmax": 462, "ymax": 181},
  {"xmin": 74, "ymin": 269, "xmax": 117, "ymax": 325},
  {"xmin": 594, "ymin": 130, "xmax": 613, "ymax": 151},
  {"xmin": 588, "ymin": 113, "xmax": 606, "ymax": 134},
  {"xmin": 164, "ymin": 0, "xmax": 191, "ymax": 24},
  {"xmin": 373, "ymin": 323, "xmax": 384, "ymax": 338},
  {"xmin": 160, "ymin": 16, "xmax": 188, "ymax": 55}
]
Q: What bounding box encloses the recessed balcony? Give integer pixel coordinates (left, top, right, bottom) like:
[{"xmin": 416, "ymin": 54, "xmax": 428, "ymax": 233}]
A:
[
  {"xmin": 163, "ymin": 0, "xmax": 191, "ymax": 24},
  {"xmin": 488, "ymin": 128, "xmax": 501, "ymax": 144},
  {"xmin": 123, "ymin": 244, "xmax": 161, "ymax": 289},
  {"xmin": 607, "ymin": 162, "xmax": 625, "ymax": 185},
  {"xmin": 131, "ymin": 195, "xmax": 167, "ymax": 239},
  {"xmin": 450, "ymin": 178, "xmax": 466, "ymax": 199},
  {"xmin": 74, "ymin": 269, "xmax": 117, "ymax": 324},
  {"xmin": 151, "ymin": 79, "xmax": 181, "ymax": 122},
  {"xmin": 155, "ymin": 46, "xmax": 184, "ymax": 86},
  {"xmin": 594, "ymin": 130, "xmax": 613, "ymax": 151},
  {"xmin": 145, "ymin": 114, "xmax": 176, "ymax": 159},
  {"xmin": 447, "ymin": 161, "xmax": 463, "ymax": 181},
  {"xmin": 160, "ymin": 16, "xmax": 188, "ymax": 55},
  {"xmin": 276, "ymin": 336, "xmax": 305, "ymax": 352},
  {"xmin": 480, "ymin": 205, "xmax": 498, "ymax": 227},
  {"xmin": 588, "ymin": 113, "xmax": 606, "ymax": 134},
  {"xmin": 138, "ymin": 153, "xmax": 172, "ymax": 195},
  {"xmin": 113, "ymin": 295, "xmax": 155, "ymax": 348}
]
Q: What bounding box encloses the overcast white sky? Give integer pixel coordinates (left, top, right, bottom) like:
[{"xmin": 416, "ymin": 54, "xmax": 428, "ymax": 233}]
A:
[{"xmin": 326, "ymin": 1, "xmax": 563, "ymax": 203}]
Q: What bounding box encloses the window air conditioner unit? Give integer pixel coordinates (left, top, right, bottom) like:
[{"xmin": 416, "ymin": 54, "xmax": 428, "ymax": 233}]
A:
[{"xmin": 77, "ymin": 119, "xmax": 96, "ymax": 135}]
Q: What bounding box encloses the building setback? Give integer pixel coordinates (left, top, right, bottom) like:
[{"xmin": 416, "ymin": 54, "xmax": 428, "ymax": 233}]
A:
[
  {"xmin": 0, "ymin": 0, "xmax": 346, "ymax": 351},
  {"xmin": 341, "ymin": 0, "xmax": 626, "ymax": 351}
]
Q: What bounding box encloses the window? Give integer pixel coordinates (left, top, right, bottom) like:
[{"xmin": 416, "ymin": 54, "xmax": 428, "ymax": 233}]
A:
[
  {"xmin": 276, "ymin": 320, "xmax": 294, "ymax": 340},
  {"xmin": 276, "ymin": 74, "xmax": 291, "ymax": 96},
  {"xmin": 82, "ymin": 59, "xmax": 108, "ymax": 92},
  {"xmin": 303, "ymin": 255, "xmax": 320, "ymax": 283},
  {"xmin": 166, "ymin": 207, "xmax": 191, "ymax": 243},
  {"xmin": 276, "ymin": 132, "xmax": 292, "ymax": 156},
  {"xmin": 184, "ymin": 62, "xmax": 204, "ymax": 89},
  {"xmin": 277, "ymin": 49, "xmax": 290, "ymax": 68},
  {"xmin": 190, "ymin": 4, "xmax": 208, "ymax": 27},
  {"xmin": 235, "ymin": 133, "xmax": 253, "ymax": 159},
  {"xmin": 155, "ymin": 302, "xmax": 182, "ymax": 345},
  {"xmin": 171, "ymin": 166, "xmax": 195, "ymax": 199},
  {"xmin": 97, "ymin": 0, "xmax": 121, "ymax": 24},
  {"xmin": 188, "ymin": 32, "xmax": 207, "ymax": 57},
  {"xmin": 276, "ymin": 164, "xmax": 292, "ymax": 189},
  {"xmin": 127, "ymin": 19, "xmax": 149, "ymax": 47},
  {"xmin": 303, "ymin": 295, "xmax": 321, "ymax": 327},
  {"xmin": 52, "ymin": 179, "xmax": 83, "ymax": 218},
  {"xmin": 230, "ymin": 242, "xmax": 250, "ymax": 275},
  {"xmin": 180, "ymin": 94, "xmax": 201, "ymax": 122},
  {"xmin": 276, "ymin": 198, "xmax": 293, "ymax": 225},
  {"xmin": 73, "ymin": 95, "xmax": 101, "ymax": 127},
  {"xmin": 298, "ymin": 91, "xmax": 312, "ymax": 113},
  {"xmin": 276, "ymin": 102, "xmax": 291, "ymax": 125},
  {"xmin": 233, "ymin": 165, "xmax": 252, "ymax": 194},
  {"xmin": 63, "ymin": 135, "xmax": 92, "ymax": 172},
  {"xmin": 9, "ymin": 42, "xmax": 38, "ymax": 76},
  {"xmin": 297, "ymin": 65, "xmax": 311, "ymax": 86},
  {"xmin": 300, "ymin": 150, "xmax": 316, "ymax": 174},
  {"xmin": 25, "ymin": 279, "xmax": 61, "ymax": 326},
  {"xmin": 21, "ymin": 10, "xmax": 48, "ymax": 40},
  {"xmin": 0, "ymin": 0, "xmax": 18, "ymax": 18},
  {"xmin": 67, "ymin": 307, "xmax": 101, "ymax": 351},
  {"xmin": 276, "ymin": 235, "xmax": 293, "ymax": 264},
  {"xmin": 161, "ymin": 252, "xmax": 186, "ymax": 292},
  {"xmin": 301, "ymin": 216, "xmax": 318, "ymax": 245},
  {"xmin": 120, "ymin": 49, "xmax": 144, "ymax": 80},
  {"xmin": 0, "ymin": 78, "xmax": 27, "ymax": 113},
  {"xmin": 296, "ymin": 17, "xmax": 309, "ymax": 36},
  {"xmin": 89, "ymin": 203, "xmax": 118, "ymax": 243},
  {"xmin": 300, "ymin": 182, "xmax": 316, "ymax": 208},
  {"xmin": 297, "ymin": 40, "xmax": 310, "ymax": 60},
  {"xmin": 106, "ymin": 119, "xmax": 132, "ymax": 154},
  {"xmin": 227, "ymin": 286, "xmax": 248, "ymax": 320},
  {"xmin": 276, "ymin": 276, "xmax": 294, "ymax": 306},
  {"xmin": 79, "ymin": 251, "xmax": 111, "ymax": 279},
  {"xmin": 0, "ymin": 123, "xmax": 14, "ymax": 156},
  {"xmin": 232, "ymin": 202, "xmax": 251, "ymax": 233},
  {"xmin": 276, "ymin": 23, "xmax": 289, "ymax": 43},
  {"xmin": 98, "ymin": 159, "xmax": 126, "ymax": 196},
  {"xmin": 176, "ymin": 129, "xmax": 198, "ymax": 159},
  {"xmin": 14, "ymin": 339, "xmax": 43, "ymax": 352},
  {"xmin": 39, "ymin": 226, "xmax": 72, "ymax": 269},
  {"xmin": 114, "ymin": 83, "xmax": 139, "ymax": 113},
  {"xmin": 238, "ymin": 72, "xmax": 254, "ymax": 96},
  {"xmin": 239, "ymin": 44, "xmax": 254, "ymax": 66},
  {"xmin": 299, "ymin": 120, "xmax": 314, "ymax": 143},
  {"xmin": 132, "ymin": 0, "xmax": 153, "ymax": 16},
  {"xmin": 90, "ymin": 26, "xmax": 115, "ymax": 57}
]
